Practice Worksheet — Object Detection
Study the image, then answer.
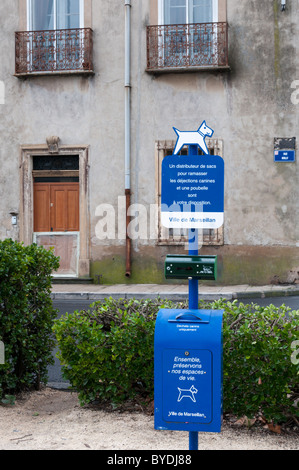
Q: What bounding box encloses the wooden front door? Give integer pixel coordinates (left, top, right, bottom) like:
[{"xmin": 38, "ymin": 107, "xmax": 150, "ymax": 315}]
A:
[{"xmin": 34, "ymin": 182, "xmax": 79, "ymax": 232}]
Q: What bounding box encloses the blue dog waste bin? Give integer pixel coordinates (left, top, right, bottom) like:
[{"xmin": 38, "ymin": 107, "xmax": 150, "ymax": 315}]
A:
[{"xmin": 154, "ymin": 309, "xmax": 223, "ymax": 433}]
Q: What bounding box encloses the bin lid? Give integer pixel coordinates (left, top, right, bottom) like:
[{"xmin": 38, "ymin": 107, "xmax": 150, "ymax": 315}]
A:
[{"xmin": 167, "ymin": 309, "xmax": 211, "ymax": 324}]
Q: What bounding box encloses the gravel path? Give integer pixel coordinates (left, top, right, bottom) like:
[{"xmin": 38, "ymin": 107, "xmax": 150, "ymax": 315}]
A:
[{"xmin": 0, "ymin": 387, "xmax": 298, "ymax": 451}]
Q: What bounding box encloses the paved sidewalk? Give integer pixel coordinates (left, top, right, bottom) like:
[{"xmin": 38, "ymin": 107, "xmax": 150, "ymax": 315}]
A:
[{"xmin": 51, "ymin": 282, "xmax": 299, "ymax": 301}]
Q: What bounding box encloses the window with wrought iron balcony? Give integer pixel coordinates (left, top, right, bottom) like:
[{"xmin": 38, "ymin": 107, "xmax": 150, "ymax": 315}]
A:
[
  {"xmin": 15, "ymin": 0, "xmax": 93, "ymax": 77},
  {"xmin": 146, "ymin": 0, "xmax": 229, "ymax": 73}
]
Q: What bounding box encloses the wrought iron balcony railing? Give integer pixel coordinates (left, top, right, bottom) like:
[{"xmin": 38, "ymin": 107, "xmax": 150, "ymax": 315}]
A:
[
  {"xmin": 15, "ymin": 28, "xmax": 93, "ymax": 76},
  {"xmin": 146, "ymin": 22, "xmax": 229, "ymax": 72}
]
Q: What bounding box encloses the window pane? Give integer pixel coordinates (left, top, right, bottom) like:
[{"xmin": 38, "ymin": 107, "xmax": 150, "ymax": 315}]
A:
[
  {"xmin": 164, "ymin": 0, "xmax": 213, "ymax": 25},
  {"xmin": 32, "ymin": 0, "xmax": 54, "ymax": 30},
  {"xmin": 192, "ymin": 0, "xmax": 213, "ymax": 23},
  {"xmin": 33, "ymin": 155, "xmax": 79, "ymax": 171},
  {"xmin": 164, "ymin": 0, "xmax": 187, "ymax": 24},
  {"xmin": 34, "ymin": 177, "xmax": 79, "ymax": 183},
  {"xmin": 31, "ymin": 0, "xmax": 81, "ymax": 30},
  {"xmin": 57, "ymin": 0, "xmax": 80, "ymax": 29}
]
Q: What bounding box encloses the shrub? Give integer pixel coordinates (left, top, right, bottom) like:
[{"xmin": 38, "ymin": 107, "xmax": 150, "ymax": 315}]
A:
[
  {"xmin": 53, "ymin": 298, "xmax": 178, "ymax": 405},
  {"xmin": 0, "ymin": 239, "xmax": 59, "ymax": 400},
  {"xmin": 213, "ymin": 299, "xmax": 299, "ymax": 424},
  {"xmin": 53, "ymin": 297, "xmax": 299, "ymax": 424}
]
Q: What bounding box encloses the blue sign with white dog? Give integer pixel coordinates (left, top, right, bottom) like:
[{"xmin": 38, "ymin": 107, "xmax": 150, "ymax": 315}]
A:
[
  {"xmin": 173, "ymin": 121, "xmax": 214, "ymax": 155},
  {"xmin": 161, "ymin": 122, "xmax": 224, "ymax": 229},
  {"xmin": 162, "ymin": 348, "xmax": 213, "ymax": 425}
]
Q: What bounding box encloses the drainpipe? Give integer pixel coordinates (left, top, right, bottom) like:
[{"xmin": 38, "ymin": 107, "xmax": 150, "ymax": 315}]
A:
[{"xmin": 125, "ymin": 0, "xmax": 131, "ymax": 277}]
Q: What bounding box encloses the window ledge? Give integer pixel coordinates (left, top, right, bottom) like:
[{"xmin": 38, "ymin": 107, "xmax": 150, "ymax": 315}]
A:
[
  {"xmin": 146, "ymin": 65, "xmax": 230, "ymax": 74},
  {"xmin": 14, "ymin": 70, "xmax": 94, "ymax": 78}
]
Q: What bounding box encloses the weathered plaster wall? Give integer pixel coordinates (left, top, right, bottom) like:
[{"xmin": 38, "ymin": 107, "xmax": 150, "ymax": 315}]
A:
[
  {"xmin": 90, "ymin": 245, "xmax": 299, "ymax": 286},
  {"xmin": 0, "ymin": 0, "xmax": 20, "ymax": 241},
  {"xmin": 128, "ymin": 0, "xmax": 299, "ymax": 246},
  {"xmin": 0, "ymin": 0, "xmax": 298, "ymax": 285}
]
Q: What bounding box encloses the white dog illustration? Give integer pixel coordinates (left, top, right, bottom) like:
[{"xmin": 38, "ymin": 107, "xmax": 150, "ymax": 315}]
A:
[
  {"xmin": 173, "ymin": 121, "xmax": 214, "ymax": 155},
  {"xmin": 177, "ymin": 385, "xmax": 198, "ymax": 403}
]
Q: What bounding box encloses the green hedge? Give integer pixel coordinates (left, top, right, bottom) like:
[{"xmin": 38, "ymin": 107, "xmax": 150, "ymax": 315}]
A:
[
  {"xmin": 53, "ymin": 297, "xmax": 299, "ymax": 424},
  {"xmin": 53, "ymin": 298, "xmax": 175, "ymax": 405},
  {"xmin": 218, "ymin": 299, "xmax": 298, "ymax": 424},
  {"xmin": 0, "ymin": 239, "xmax": 59, "ymax": 402}
]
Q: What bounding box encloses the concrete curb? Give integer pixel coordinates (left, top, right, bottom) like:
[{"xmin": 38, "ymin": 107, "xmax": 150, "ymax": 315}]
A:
[{"xmin": 50, "ymin": 285, "xmax": 299, "ymax": 302}]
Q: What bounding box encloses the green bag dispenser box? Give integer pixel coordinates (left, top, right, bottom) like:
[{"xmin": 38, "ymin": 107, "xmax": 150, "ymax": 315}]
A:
[{"xmin": 165, "ymin": 254, "xmax": 217, "ymax": 280}]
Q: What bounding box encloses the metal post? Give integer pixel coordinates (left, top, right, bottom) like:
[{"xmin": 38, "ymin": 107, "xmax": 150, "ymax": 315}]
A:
[
  {"xmin": 188, "ymin": 144, "xmax": 199, "ymax": 310},
  {"xmin": 189, "ymin": 431, "xmax": 199, "ymax": 451},
  {"xmin": 188, "ymin": 144, "xmax": 199, "ymax": 450},
  {"xmin": 125, "ymin": 0, "xmax": 132, "ymax": 277},
  {"xmin": 188, "ymin": 226, "xmax": 198, "ymax": 310}
]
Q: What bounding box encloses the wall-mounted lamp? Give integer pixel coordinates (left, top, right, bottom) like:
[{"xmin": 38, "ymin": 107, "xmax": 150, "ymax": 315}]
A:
[{"xmin": 281, "ymin": 0, "xmax": 286, "ymax": 11}]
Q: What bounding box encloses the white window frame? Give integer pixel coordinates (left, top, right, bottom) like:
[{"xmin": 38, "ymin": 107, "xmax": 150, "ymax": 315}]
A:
[
  {"xmin": 26, "ymin": 0, "xmax": 85, "ymax": 73},
  {"xmin": 158, "ymin": 0, "xmax": 219, "ymax": 68},
  {"xmin": 27, "ymin": 0, "xmax": 84, "ymax": 31},
  {"xmin": 158, "ymin": 0, "xmax": 218, "ymax": 25}
]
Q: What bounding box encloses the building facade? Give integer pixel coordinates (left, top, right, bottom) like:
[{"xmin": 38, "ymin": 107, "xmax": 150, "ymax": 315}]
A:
[{"xmin": 0, "ymin": 0, "xmax": 298, "ymax": 285}]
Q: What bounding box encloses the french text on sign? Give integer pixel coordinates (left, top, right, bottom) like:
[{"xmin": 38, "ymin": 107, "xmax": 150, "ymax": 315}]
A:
[{"xmin": 161, "ymin": 153, "xmax": 224, "ymax": 229}]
